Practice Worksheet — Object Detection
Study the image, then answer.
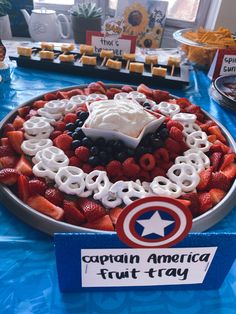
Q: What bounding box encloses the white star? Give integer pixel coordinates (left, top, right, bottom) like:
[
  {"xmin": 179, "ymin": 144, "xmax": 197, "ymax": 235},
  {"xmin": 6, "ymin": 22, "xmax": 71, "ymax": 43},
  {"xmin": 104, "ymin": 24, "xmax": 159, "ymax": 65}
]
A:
[{"xmin": 137, "ymin": 211, "xmax": 175, "ymax": 237}]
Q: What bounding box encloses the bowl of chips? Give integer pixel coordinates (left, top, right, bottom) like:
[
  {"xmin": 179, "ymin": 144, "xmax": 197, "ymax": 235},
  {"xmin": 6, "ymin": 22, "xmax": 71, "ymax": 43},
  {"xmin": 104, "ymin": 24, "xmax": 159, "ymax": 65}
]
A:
[{"xmin": 173, "ymin": 27, "xmax": 236, "ymax": 69}]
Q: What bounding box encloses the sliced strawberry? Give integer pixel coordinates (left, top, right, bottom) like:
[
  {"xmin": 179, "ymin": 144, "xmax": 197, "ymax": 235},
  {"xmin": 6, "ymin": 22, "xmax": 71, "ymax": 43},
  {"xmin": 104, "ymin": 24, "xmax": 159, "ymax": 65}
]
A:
[
  {"xmin": 180, "ymin": 192, "xmax": 200, "ymax": 217},
  {"xmin": 210, "ymin": 152, "xmax": 223, "ymax": 171},
  {"xmin": 83, "ymin": 215, "xmax": 114, "ymax": 231},
  {"xmin": 176, "ymin": 199, "xmax": 191, "ymax": 208},
  {"xmin": 198, "ymin": 192, "xmax": 213, "ymax": 214},
  {"xmin": 63, "ymin": 200, "xmax": 86, "ymax": 226},
  {"xmin": 137, "ymin": 84, "xmax": 153, "ymax": 98},
  {"xmin": 200, "ymin": 120, "xmax": 216, "ymax": 132},
  {"xmin": 77, "ymin": 198, "xmax": 106, "ymax": 222},
  {"xmin": 12, "ymin": 116, "xmax": 25, "ymax": 130},
  {"xmin": 56, "ymin": 91, "xmax": 70, "ymax": 99},
  {"xmin": 0, "ymin": 138, "xmax": 9, "ymax": 146},
  {"xmin": 0, "ymin": 156, "xmax": 18, "ymax": 168},
  {"xmin": 209, "ymin": 172, "xmax": 230, "ymax": 191},
  {"xmin": 0, "ymin": 168, "xmax": 19, "ymax": 185},
  {"xmin": 88, "ymin": 82, "xmax": 106, "ymax": 94},
  {"xmin": 121, "ymin": 85, "xmax": 134, "ymax": 93},
  {"xmin": 7, "ymin": 131, "xmax": 24, "ymax": 154},
  {"xmin": 208, "ymin": 126, "xmax": 227, "ymax": 144},
  {"xmin": 221, "ymin": 163, "xmax": 236, "ymax": 180},
  {"xmin": 27, "ymin": 195, "xmax": 64, "ymax": 220},
  {"xmin": 197, "ymin": 167, "xmax": 213, "ymax": 191},
  {"xmin": 18, "ymin": 106, "xmax": 31, "ymax": 118},
  {"xmin": 45, "ymin": 187, "xmax": 64, "ymax": 206},
  {"xmin": 17, "ymin": 174, "xmax": 30, "ymax": 202},
  {"xmin": 2, "ymin": 123, "xmax": 15, "ymax": 136},
  {"xmin": 214, "ymin": 140, "xmax": 232, "ymax": 154},
  {"xmin": 152, "ymin": 89, "xmax": 170, "ymax": 103},
  {"xmin": 97, "ymin": 81, "xmax": 107, "ymax": 92},
  {"xmin": 44, "ymin": 93, "xmax": 57, "ymax": 101},
  {"xmin": 0, "ymin": 145, "xmax": 14, "ymax": 157},
  {"xmin": 208, "ymin": 135, "xmax": 217, "ymax": 143},
  {"xmin": 28, "ymin": 179, "xmax": 47, "ymax": 196},
  {"xmin": 220, "ymin": 154, "xmax": 235, "ymax": 171},
  {"xmin": 66, "ymin": 88, "xmax": 84, "ymax": 98},
  {"xmin": 15, "ymin": 155, "xmax": 33, "ymax": 176},
  {"xmin": 32, "ymin": 100, "xmax": 47, "ymax": 109},
  {"xmin": 209, "ymin": 188, "xmax": 226, "ymax": 206},
  {"xmin": 169, "ymin": 126, "xmax": 183, "ymax": 142},
  {"xmin": 176, "ymin": 98, "xmax": 191, "ymax": 108},
  {"xmin": 109, "ymin": 207, "xmax": 123, "ymax": 225}
]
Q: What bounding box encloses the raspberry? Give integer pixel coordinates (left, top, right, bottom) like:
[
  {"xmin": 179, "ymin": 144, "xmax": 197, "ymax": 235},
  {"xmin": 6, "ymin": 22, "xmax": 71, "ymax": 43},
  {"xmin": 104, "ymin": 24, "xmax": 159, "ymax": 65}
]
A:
[
  {"xmin": 159, "ymin": 161, "xmax": 173, "ymax": 171},
  {"xmin": 54, "ymin": 121, "xmax": 66, "ymax": 132},
  {"xmin": 63, "ymin": 113, "xmax": 77, "ymax": 124},
  {"xmin": 166, "ymin": 120, "xmax": 184, "ymax": 131},
  {"xmin": 138, "ymin": 169, "xmax": 151, "ymax": 182},
  {"xmin": 50, "ymin": 130, "xmax": 62, "ymax": 140},
  {"xmin": 165, "ymin": 138, "xmax": 182, "ymax": 154},
  {"xmin": 69, "ymin": 156, "xmax": 82, "ymax": 167},
  {"xmin": 28, "ymin": 179, "xmax": 47, "ymax": 196},
  {"xmin": 45, "ymin": 187, "xmax": 64, "ymax": 206},
  {"xmin": 106, "ymin": 160, "xmax": 122, "ymax": 177},
  {"xmin": 154, "ymin": 148, "xmax": 169, "ymax": 163},
  {"xmin": 64, "ymin": 150, "xmax": 75, "ymax": 158},
  {"xmin": 169, "ymin": 126, "xmax": 183, "ymax": 142},
  {"xmin": 94, "ymin": 165, "xmax": 106, "ymax": 171},
  {"xmin": 82, "ymin": 163, "xmax": 93, "ymax": 173},
  {"xmin": 139, "ymin": 153, "xmax": 156, "ymax": 171},
  {"xmin": 122, "ymin": 158, "xmax": 140, "ymax": 178},
  {"xmin": 75, "ymin": 146, "xmax": 90, "ymax": 162},
  {"xmin": 53, "ymin": 134, "xmax": 72, "ymax": 151},
  {"xmin": 150, "ymin": 167, "xmax": 166, "ymax": 179}
]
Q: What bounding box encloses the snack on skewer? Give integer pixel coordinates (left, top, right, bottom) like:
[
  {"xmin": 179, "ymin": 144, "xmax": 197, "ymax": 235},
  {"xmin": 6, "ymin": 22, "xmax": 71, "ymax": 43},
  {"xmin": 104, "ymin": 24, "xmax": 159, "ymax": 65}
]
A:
[
  {"xmin": 152, "ymin": 66, "xmax": 167, "ymax": 77},
  {"xmin": 61, "ymin": 43, "xmax": 75, "ymax": 53},
  {"xmin": 79, "ymin": 44, "xmax": 94, "ymax": 63},
  {"xmin": 145, "ymin": 55, "xmax": 158, "ymax": 72},
  {"xmin": 167, "ymin": 56, "xmax": 180, "ymax": 76},
  {"xmin": 17, "ymin": 47, "xmax": 32, "ymax": 57},
  {"xmin": 106, "ymin": 59, "xmax": 122, "ymax": 70},
  {"xmin": 81, "ymin": 55, "xmax": 97, "ymax": 66},
  {"xmin": 41, "ymin": 42, "xmax": 54, "ymax": 51},
  {"xmin": 39, "ymin": 50, "xmax": 55, "ymax": 60},
  {"xmin": 59, "ymin": 54, "xmax": 75, "ymax": 63},
  {"xmin": 123, "ymin": 53, "xmax": 136, "ymax": 70},
  {"xmin": 129, "ymin": 62, "xmax": 144, "ymax": 74},
  {"xmin": 100, "ymin": 50, "xmax": 114, "ymax": 67}
]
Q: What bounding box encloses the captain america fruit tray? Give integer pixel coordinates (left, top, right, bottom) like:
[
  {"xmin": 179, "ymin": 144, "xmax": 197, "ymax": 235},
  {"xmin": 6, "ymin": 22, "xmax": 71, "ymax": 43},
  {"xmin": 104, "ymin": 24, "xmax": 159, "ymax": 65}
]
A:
[{"xmin": 0, "ymin": 82, "xmax": 235, "ymax": 235}]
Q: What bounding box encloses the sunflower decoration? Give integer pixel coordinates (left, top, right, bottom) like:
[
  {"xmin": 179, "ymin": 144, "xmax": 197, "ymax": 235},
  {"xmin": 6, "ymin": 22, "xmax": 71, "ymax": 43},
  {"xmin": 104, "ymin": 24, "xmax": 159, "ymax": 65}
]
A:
[
  {"xmin": 139, "ymin": 32, "xmax": 159, "ymax": 49},
  {"xmin": 153, "ymin": 23, "xmax": 163, "ymax": 37},
  {"xmin": 123, "ymin": 3, "xmax": 149, "ymax": 35}
]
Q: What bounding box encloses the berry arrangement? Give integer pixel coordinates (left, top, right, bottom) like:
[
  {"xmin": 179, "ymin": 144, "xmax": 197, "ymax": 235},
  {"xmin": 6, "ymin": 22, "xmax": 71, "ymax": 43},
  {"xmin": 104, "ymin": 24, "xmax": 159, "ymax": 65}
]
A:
[{"xmin": 0, "ymin": 81, "xmax": 235, "ymax": 232}]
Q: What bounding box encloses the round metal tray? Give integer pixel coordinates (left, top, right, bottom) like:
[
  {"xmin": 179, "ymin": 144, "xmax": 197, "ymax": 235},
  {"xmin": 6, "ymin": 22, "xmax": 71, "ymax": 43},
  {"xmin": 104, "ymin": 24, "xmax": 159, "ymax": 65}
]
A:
[{"xmin": 0, "ymin": 84, "xmax": 235, "ymax": 235}]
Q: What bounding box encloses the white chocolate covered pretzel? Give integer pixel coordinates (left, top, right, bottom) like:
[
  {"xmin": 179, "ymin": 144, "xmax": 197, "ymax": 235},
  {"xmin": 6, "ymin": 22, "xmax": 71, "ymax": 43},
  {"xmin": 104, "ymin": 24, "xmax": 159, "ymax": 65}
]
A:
[
  {"xmin": 39, "ymin": 147, "xmax": 69, "ymax": 171},
  {"xmin": 167, "ymin": 163, "xmax": 200, "ymax": 192},
  {"xmin": 21, "ymin": 139, "xmax": 53, "ymax": 156},
  {"xmin": 175, "ymin": 154, "xmax": 205, "ymax": 173},
  {"xmin": 150, "ymin": 176, "xmax": 182, "ymax": 198},
  {"xmin": 128, "ymin": 91, "xmax": 146, "ymax": 103},
  {"xmin": 37, "ymin": 107, "xmax": 62, "ymax": 120},
  {"xmin": 184, "ymin": 148, "xmax": 210, "ymax": 168},
  {"xmin": 85, "ymin": 170, "xmax": 111, "ymax": 200},
  {"xmin": 182, "ymin": 122, "xmax": 201, "ymax": 137},
  {"xmin": 55, "ymin": 166, "xmax": 86, "ymax": 195},
  {"xmin": 87, "ymin": 93, "xmax": 108, "ymax": 102},
  {"xmin": 186, "ymin": 131, "xmax": 211, "ymax": 152},
  {"xmin": 154, "ymin": 102, "xmax": 180, "ymax": 117},
  {"xmin": 114, "ymin": 92, "xmax": 129, "ymax": 100},
  {"xmin": 172, "ymin": 113, "xmax": 196, "ymax": 123},
  {"xmin": 33, "ymin": 161, "xmax": 58, "ymax": 180},
  {"xmin": 101, "ymin": 193, "xmax": 123, "ymax": 208},
  {"xmin": 23, "ymin": 116, "xmax": 51, "ymax": 135},
  {"xmin": 65, "ymin": 95, "xmax": 88, "ymax": 113},
  {"xmin": 44, "ymin": 99, "xmax": 68, "ymax": 114}
]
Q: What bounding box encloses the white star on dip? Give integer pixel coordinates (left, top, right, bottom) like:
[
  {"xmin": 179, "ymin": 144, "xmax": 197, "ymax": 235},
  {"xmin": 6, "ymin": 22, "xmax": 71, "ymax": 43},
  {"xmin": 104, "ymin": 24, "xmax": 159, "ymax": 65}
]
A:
[{"xmin": 137, "ymin": 211, "xmax": 175, "ymax": 237}]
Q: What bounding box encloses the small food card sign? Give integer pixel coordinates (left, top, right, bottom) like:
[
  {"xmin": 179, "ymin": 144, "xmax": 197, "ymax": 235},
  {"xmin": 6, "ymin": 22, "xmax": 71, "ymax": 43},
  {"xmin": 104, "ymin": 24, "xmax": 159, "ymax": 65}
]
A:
[
  {"xmin": 86, "ymin": 17, "xmax": 137, "ymax": 57},
  {"xmin": 208, "ymin": 49, "xmax": 236, "ymax": 80},
  {"xmin": 54, "ymin": 197, "xmax": 236, "ymax": 292},
  {"xmin": 115, "ymin": 0, "xmax": 168, "ymax": 48}
]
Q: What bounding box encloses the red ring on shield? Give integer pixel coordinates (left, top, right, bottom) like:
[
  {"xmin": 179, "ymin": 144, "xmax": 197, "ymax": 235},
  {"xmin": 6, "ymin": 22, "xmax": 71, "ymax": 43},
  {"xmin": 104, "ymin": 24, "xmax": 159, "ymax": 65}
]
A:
[{"xmin": 116, "ymin": 196, "xmax": 192, "ymax": 248}]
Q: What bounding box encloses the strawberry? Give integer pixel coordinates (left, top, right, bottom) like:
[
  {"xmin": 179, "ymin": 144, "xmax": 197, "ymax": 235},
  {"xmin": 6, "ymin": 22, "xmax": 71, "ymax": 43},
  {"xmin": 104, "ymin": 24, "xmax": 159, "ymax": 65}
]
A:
[
  {"xmin": 28, "ymin": 179, "xmax": 47, "ymax": 196},
  {"xmin": 180, "ymin": 192, "xmax": 200, "ymax": 217},
  {"xmin": 106, "ymin": 160, "xmax": 122, "ymax": 177},
  {"xmin": 0, "ymin": 138, "xmax": 9, "ymax": 146},
  {"xmin": 200, "ymin": 120, "xmax": 216, "ymax": 132},
  {"xmin": 2, "ymin": 123, "xmax": 15, "ymax": 136},
  {"xmin": 66, "ymin": 88, "xmax": 84, "ymax": 98},
  {"xmin": 139, "ymin": 153, "xmax": 156, "ymax": 171},
  {"xmin": 109, "ymin": 207, "xmax": 123, "ymax": 225},
  {"xmin": 176, "ymin": 98, "xmax": 191, "ymax": 108},
  {"xmin": 208, "ymin": 135, "xmax": 217, "ymax": 143},
  {"xmin": 56, "ymin": 91, "xmax": 70, "ymax": 99},
  {"xmin": 214, "ymin": 140, "xmax": 232, "ymax": 154},
  {"xmin": 32, "ymin": 100, "xmax": 47, "ymax": 109},
  {"xmin": 220, "ymin": 153, "xmax": 235, "ymax": 171},
  {"xmin": 208, "ymin": 126, "xmax": 226, "ymax": 144},
  {"xmin": 77, "ymin": 198, "xmax": 106, "ymax": 222},
  {"xmin": 137, "ymin": 84, "xmax": 153, "ymax": 98},
  {"xmin": 15, "ymin": 155, "xmax": 33, "ymax": 176},
  {"xmin": 169, "ymin": 126, "xmax": 183, "ymax": 142},
  {"xmin": 0, "ymin": 156, "xmax": 18, "ymax": 168},
  {"xmin": 63, "ymin": 200, "xmax": 86, "ymax": 226},
  {"xmin": 209, "ymin": 188, "xmax": 226, "ymax": 205},
  {"xmin": 63, "ymin": 113, "xmax": 77, "ymax": 124},
  {"xmin": 166, "ymin": 120, "xmax": 184, "ymax": 131},
  {"xmin": 165, "ymin": 138, "xmax": 182, "ymax": 154},
  {"xmin": 154, "ymin": 148, "xmax": 169, "ymax": 163},
  {"xmin": 209, "ymin": 172, "xmax": 230, "ymax": 191},
  {"xmin": 197, "ymin": 167, "xmax": 212, "ymax": 191},
  {"xmin": 27, "ymin": 195, "xmax": 64, "ymax": 220},
  {"xmin": 185, "ymin": 104, "xmax": 201, "ymax": 114},
  {"xmin": 44, "ymin": 93, "xmax": 57, "ymax": 101},
  {"xmin": 12, "ymin": 116, "xmax": 25, "ymax": 129},
  {"xmin": 53, "ymin": 134, "xmax": 72, "ymax": 151},
  {"xmin": 176, "ymin": 199, "xmax": 191, "ymax": 208},
  {"xmin": 45, "ymin": 187, "xmax": 64, "ymax": 206},
  {"xmin": 0, "ymin": 168, "xmax": 19, "ymax": 185},
  {"xmin": 152, "ymin": 90, "xmax": 170, "ymax": 103},
  {"xmin": 198, "ymin": 192, "xmax": 213, "ymax": 214},
  {"xmin": 50, "ymin": 130, "xmax": 62, "ymax": 140},
  {"xmin": 0, "ymin": 145, "xmax": 14, "ymax": 157},
  {"xmin": 122, "ymin": 158, "xmax": 140, "ymax": 178},
  {"xmin": 17, "ymin": 106, "xmax": 31, "ymax": 118},
  {"xmin": 69, "ymin": 156, "xmax": 83, "ymax": 167},
  {"xmin": 17, "ymin": 174, "xmax": 30, "ymax": 202},
  {"xmin": 88, "ymin": 82, "xmax": 106, "ymax": 94},
  {"xmin": 7, "ymin": 131, "xmax": 24, "ymax": 154},
  {"xmin": 105, "ymin": 88, "xmax": 121, "ymax": 98},
  {"xmin": 75, "ymin": 146, "xmax": 90, "ymax": 162},
  {"xmin": 53, "ymin": 121, "xmax": 66, "ymax": 132},
  {"xmin": 210, "ymin": 152, "xmax": 223, "ymax": 171},
  {"xmin": 83, "ymin": 215, "xmax": 114, "ymax": 231},
  {"xmin": 121, "ymin": 85, "xmax": 134, "ymax": 93},
  {"xmin": 221, "ymin": 163, "xmax": 236, "ymax": 180},
  {"xmin": 96, "ymin": 81, "xmax": 107, "ymax": 92}
]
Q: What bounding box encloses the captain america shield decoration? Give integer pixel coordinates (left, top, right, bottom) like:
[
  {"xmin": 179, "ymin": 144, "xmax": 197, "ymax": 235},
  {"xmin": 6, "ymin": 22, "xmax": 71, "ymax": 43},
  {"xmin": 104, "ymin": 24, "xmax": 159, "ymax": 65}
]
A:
[{"xmin": 116, "ymin": 196, "xmax": 192, "ymax": 248}]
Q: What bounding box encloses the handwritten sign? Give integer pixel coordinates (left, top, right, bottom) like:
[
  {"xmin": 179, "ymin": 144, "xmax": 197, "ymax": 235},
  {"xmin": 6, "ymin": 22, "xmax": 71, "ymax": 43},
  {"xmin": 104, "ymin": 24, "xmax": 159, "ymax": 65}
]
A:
[
  {"xmin": 54, "ymin": 233, "xmax": 236, "ymax": 292},
  {"xmin": 208, "ymin": 49, "xmax": 236, "ymax": 80},
  {"xmin": 86, "ymin": 31, "xmax": 137, "ymax": 56}
]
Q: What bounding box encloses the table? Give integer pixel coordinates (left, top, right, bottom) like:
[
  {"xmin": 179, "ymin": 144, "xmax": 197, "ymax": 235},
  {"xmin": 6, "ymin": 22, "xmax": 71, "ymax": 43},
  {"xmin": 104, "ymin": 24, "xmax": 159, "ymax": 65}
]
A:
[{"xmin": 0, "ymin": 64, "xmax": 236, "ymax": 314}]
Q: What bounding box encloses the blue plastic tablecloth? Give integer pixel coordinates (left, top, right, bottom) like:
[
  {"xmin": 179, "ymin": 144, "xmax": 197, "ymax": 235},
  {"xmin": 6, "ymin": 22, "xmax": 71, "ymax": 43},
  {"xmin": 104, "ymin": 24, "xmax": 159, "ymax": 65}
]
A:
[{"xmin": 0, "ymin": 66, "xmax": 236, "ymax": 314}]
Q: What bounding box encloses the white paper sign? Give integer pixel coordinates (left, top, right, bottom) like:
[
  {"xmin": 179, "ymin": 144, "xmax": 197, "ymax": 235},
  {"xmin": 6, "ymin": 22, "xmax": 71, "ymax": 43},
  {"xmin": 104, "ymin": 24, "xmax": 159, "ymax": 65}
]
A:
[
  {"xmin": 91, "ymin": 36, "xmax": 132, "ymax": 56},
  {"xmin": 220, "ymin": 54, "xmax": 236, "ymax": 75},
  {"xmin": 81, "ymin": 247, "xmax": 217, "ymax": 287}
]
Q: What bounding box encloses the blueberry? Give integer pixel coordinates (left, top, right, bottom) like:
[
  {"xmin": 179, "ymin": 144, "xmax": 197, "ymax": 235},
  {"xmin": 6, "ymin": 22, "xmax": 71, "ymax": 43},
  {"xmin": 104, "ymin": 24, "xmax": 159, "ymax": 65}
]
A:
[
  {"xmin": 99, "ymin": 151, "xmax": 109, "ymax": 163},
  {"xmin": 159, "ymin": 123, "xmax": 167, "ymax": 131},
  {"xmin": 143, "ymin": 102, "xmax": 151, "ymax": 109},
  {"xmin": 104, "ymin": 146, "xmax": 113, "ymax": 154},
  {"xmin": 151, "ymin": 137, "xmax": 164, "ymax": 149},
  {"xmin": 74, "ymin": 127, "xmax": 85, "ymax": 140},
  {"xmin": 141, "ymin": 135, "xmax": 151, "ymax": 146},
  {"xmin": 90, "ymin": 146, "xmax": 99, "ymax": 156},
  {"xmin": 107, "ymin": 139, "xmax": 115, "ymax": 147},
  {"xmin": 72, "ymin": 132, "xmax": 80, "ymax": 140},
  {"xmin": 66, "ymin": 123, "xmax": 75, "ymax": 131},
  {"xmin": 82, "ymin": 137, "xmax": 93, "ymax": 148},
  {"xmin": 67, "ymin": 131, "xmax": 73, "ymax": 137},
  {"xmin": 117, "ymin": 151, "xmax": 127, "ymax": 162},
  {"xmin": 79, "ymin": 111, "xmax": 89, "ymax": 121},
  {"xmin": 95, "ymin": 137, "xmax": 106, "ymax": 147},
  {"xmin": 126, "ymin": 148, "xmax": 134, "ymax": 157},
  {"xmin": 135, "ymin": 146, "xmax": 146, "ymax": 157},
  {"xmin": 77, "ymin": 120, "xmax": 84, "ymax": 127},
  {"xmin": 75, "ymin": 119, "xmax": 81, "ymax": 127},
  {"xmin": 159, "ymin": 128, "xmax": 169, "ymax": 140},
  {"xmin": 88, "ymin": 156, "xmax": 100, "ymax": 166},
  {"xmin": 72, "ymin": 140, "xmax": 82, "ymax": 149},
  {"xmin": 113, "ymin": 140, "xmax": 124, "ymax": 152}
]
